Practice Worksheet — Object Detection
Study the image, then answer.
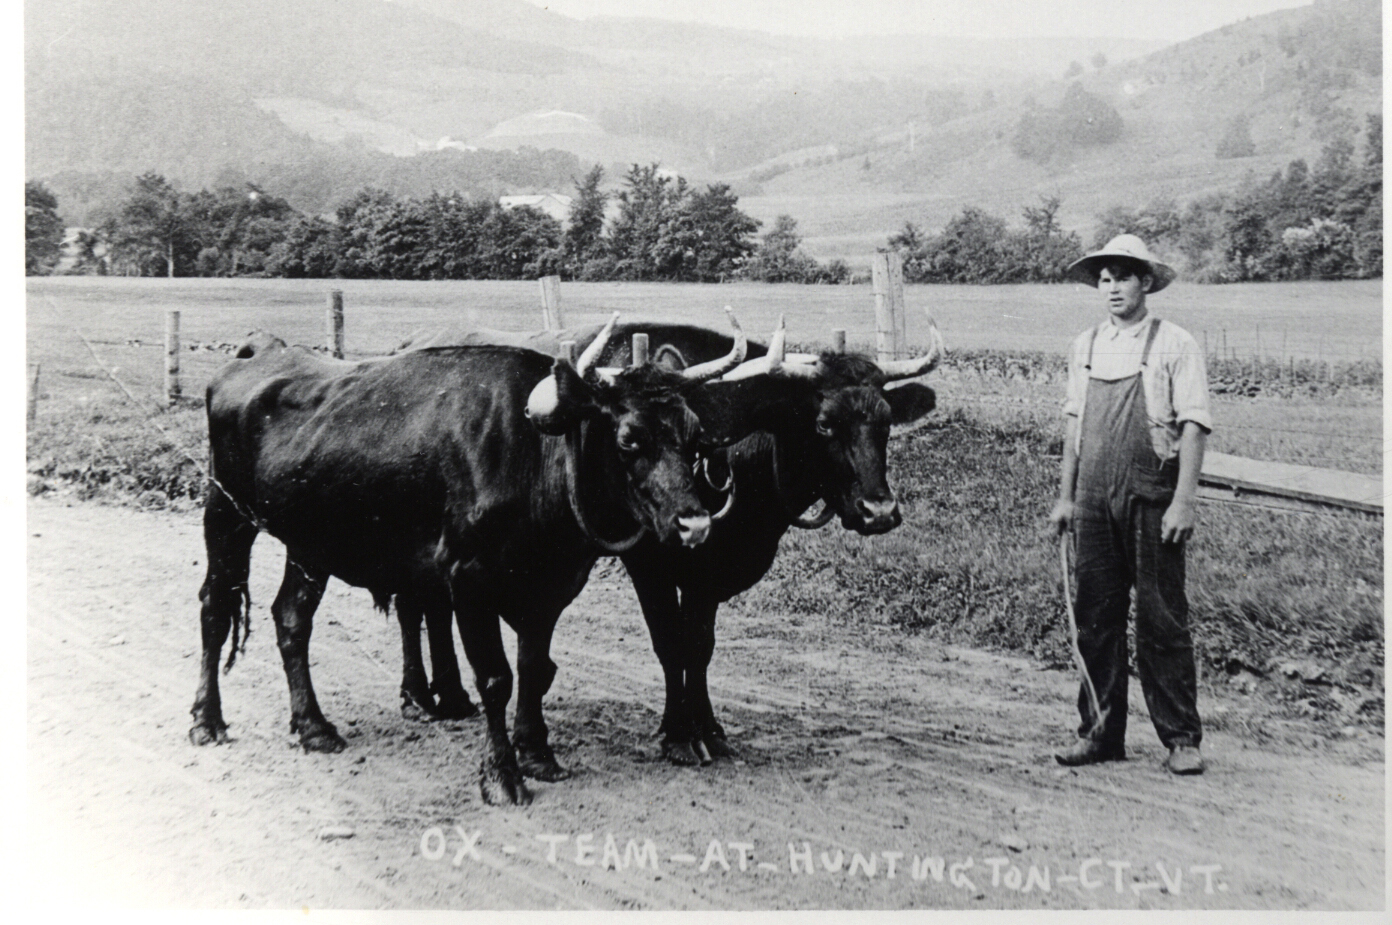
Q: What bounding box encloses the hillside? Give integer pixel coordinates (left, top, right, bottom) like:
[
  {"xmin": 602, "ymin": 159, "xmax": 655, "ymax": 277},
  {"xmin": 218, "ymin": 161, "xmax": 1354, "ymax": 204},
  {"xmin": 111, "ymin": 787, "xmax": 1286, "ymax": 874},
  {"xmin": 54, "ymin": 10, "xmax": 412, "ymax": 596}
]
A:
[
  {"xmin": 737, "ymin": 0, "xmax": 1382, "ymax": 260},
  {"xmin": 24, "ymin": 0, "xmax": 1379, "ymax": 261},
  {"xmin": 26, "ymin": 0, "xmax": 1158, "ymax": 217}
]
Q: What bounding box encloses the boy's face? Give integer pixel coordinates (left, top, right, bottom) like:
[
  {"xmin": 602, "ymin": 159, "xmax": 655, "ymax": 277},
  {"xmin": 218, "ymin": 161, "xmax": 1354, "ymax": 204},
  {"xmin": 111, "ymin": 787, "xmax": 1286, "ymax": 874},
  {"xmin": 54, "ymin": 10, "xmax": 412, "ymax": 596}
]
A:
[{"xmin": 1098, "ymin": 265, "xmax": 1150, "ymax": 323}]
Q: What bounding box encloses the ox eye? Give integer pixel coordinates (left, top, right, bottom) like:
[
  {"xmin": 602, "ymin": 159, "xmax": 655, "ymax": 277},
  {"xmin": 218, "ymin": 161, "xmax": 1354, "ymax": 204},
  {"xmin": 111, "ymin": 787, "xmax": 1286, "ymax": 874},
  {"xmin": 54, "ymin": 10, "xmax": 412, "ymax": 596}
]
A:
[
  {"xmin": 618, "ymin": 430, "xmax": 643, "ymax": 452},
  {"xmin": 816, "ymin": 420, "xmax": 835, "ymax": 437}
]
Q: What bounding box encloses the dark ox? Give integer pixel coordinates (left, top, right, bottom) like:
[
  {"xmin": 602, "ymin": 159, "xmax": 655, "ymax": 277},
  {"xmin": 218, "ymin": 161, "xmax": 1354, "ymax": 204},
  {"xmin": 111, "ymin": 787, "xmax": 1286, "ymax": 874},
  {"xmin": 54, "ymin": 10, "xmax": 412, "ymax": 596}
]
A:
[
  {"xmin": 399, "ymin": 314, "xmax": 943, "ymax": 765},
  {"xmin": 188, "ymin": 318, "xmax": 745, "ymax": 805}
]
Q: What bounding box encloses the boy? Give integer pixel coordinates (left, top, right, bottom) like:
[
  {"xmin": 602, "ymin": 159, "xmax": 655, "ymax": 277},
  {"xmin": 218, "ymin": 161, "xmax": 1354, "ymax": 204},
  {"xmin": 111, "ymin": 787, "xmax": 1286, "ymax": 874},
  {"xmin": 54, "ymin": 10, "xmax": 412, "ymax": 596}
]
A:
[{"xmin": 1049, "ymin": 234, "xmax": 1212, "ymax": 775}]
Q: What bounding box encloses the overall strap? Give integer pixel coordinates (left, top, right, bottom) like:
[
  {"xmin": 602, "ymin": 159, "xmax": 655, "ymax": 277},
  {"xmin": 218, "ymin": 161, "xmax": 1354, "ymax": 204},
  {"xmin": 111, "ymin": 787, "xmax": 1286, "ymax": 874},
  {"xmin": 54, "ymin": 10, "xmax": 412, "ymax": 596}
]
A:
[
  {"xmin": 1140, "ymin": 317, "xmax": 1161, "ymax": 367},
  {"xmin": 1084, "ymin": 325, "xmax": 1099, "ymax": 372}
]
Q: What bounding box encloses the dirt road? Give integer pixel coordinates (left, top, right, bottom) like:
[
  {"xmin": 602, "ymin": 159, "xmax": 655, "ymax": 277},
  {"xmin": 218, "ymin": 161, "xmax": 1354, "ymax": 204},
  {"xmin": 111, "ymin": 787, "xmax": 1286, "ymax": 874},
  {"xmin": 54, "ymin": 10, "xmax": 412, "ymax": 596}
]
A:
[{"xmin": 25, "ymin": 497, "xmax": 1384, "ymax": 910}]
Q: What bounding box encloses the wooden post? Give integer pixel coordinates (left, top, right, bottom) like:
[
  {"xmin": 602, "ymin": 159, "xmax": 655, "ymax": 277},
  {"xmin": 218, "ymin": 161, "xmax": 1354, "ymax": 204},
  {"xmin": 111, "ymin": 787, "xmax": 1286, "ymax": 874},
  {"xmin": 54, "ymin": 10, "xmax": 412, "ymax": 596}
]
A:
[
  {"xmin": 539, "ymin": 275, "xmax": 563, "ymax": 331},
  {"xmin": 831, "ymin": 328, "xmax": 846, "ymax": 353},
  {"xmin": 164, "ymin": 310, "xmax": 181, "ymax": 407},
  {"xmin": 631, "ymin": 332, "xmax": 649, "ymax": 366},
  {"xmin": 27, "ymin": 363, "xmax": 40, "ymax": 423},
  {"xmin": 326, "ymin": 290, "xmax": 345, "ymax": 359},
  {"xmin": 871, "ymin": 252, "xmax": 906, "ymax": 363}
]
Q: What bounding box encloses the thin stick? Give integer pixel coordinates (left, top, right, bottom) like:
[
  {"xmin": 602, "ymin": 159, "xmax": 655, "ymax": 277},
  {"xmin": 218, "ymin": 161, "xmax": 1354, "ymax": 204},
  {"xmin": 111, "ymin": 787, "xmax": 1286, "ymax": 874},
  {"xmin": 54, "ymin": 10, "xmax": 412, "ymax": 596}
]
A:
[{"xmin": 1060, "ymin": 532, "xmax": 1104, "ymax": 738}]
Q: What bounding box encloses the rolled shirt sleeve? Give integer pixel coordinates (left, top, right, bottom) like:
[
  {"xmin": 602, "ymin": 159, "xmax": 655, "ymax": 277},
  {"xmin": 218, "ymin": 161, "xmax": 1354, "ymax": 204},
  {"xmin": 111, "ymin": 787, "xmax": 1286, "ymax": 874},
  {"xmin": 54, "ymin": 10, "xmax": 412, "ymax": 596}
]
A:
[
  {"xmin": 1062, "ymin": 328, "xmax": 1091, "ymax": 419},
  {"xmin": 1165, "ymin": 326, "xmax": 1214, "ymax": 435}
]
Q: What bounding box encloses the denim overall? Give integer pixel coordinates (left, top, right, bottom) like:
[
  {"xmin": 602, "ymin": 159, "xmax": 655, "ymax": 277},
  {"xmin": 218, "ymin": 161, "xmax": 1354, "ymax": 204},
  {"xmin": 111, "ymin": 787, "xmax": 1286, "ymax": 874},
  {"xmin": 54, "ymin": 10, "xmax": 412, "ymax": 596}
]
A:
[{"xmin": 1073, "ymin": 318, "xmax": 1201, "ymax": 750}]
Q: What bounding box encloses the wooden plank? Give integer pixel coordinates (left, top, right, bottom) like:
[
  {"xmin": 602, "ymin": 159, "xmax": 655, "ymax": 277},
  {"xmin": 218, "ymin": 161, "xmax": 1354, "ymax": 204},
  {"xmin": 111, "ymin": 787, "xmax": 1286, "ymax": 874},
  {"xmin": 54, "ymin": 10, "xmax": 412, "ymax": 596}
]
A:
[
  {"xmin": 1196, "ymin": 485, "xmax": 1371, "ymax": 516},
  {"xmin": 1200, "ymin": 451, "xmax": 1382, "ymax": 514},
  {"xmin": 871, "ymin": 252, "xmax": 905, "ymax": 363},
  {"xmin": 164, "ymin": 310, "xmax": 181, "ymax": 407},
  {"xmin": 539, "ymin": 275, "xmax": 563, "ymax": 331},
  {"xmin": 325, "ymin": 290, "xmax": 345, "ymax": 358}
]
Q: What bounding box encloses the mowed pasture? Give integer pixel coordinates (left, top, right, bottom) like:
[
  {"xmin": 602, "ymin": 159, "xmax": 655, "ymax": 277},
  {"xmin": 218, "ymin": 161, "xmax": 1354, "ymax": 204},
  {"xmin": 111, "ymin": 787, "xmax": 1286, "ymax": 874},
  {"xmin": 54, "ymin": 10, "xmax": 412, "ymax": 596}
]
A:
[
  {"xmin": 27, "ymin": 275, "xmax": 1382, "ymax": 472},
  {"xmin": 25, "ymin": 275, "xmax": 1384, "ymax": 745},
  {"xmin": 27, "ymin": 274, "xmax": 1382, "ymax": 363}
]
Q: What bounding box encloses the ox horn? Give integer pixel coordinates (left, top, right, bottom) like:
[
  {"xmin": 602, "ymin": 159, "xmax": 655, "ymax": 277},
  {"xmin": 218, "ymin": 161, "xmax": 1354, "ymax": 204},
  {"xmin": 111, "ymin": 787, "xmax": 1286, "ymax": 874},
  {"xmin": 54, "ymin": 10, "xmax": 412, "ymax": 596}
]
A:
[
  {"xmin": 876, "ymin": 308, "xmax": 946, "ymax": 381},
  {"xmin": 720, "ymin": 314, "xmax": 818, "ymax": 381},
  {"xmin": 527, "ymin": 312, "xmax": 621, "ymax": 427},
  {"xmin": 576, "ymin": 312, "xmax": 620, "ymax": 378},
  {"xmin": 681, "ymin": 307, "xmax": 748, "ymax": 382}
]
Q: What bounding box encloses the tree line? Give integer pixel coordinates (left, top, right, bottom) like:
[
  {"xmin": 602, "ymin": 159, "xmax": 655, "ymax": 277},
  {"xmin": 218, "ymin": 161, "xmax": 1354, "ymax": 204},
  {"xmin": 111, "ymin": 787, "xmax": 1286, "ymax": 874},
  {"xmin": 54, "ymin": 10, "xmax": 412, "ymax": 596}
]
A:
[
  {"xmin": 25, "ymin": 164, "xmax": 847, "ymax": 284},
  {"xmin": 885, "ymin": 114, "xmax": 1381, "ymax": 284}
]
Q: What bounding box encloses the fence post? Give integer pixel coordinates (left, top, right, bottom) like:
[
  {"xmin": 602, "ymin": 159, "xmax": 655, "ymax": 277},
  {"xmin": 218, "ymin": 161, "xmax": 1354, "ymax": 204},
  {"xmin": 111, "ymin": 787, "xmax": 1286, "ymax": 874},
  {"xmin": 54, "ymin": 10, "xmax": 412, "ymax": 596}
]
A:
[
  {"xmin": 631, "ymin": 332, "xmax": 649, "ymax": 366},
  {"xmin": 831, "ymin": 328, "xmax": 846, "ymax": 353},
  {"xmin": 871, "ymin": 252, "xmax": 906, "ymax": 363},
  {"xmin": 164, "ymin": 310, "xmax": 181, "ymax": 407},
  {"xmin": 325, "ymin": 290, "xmax": 345, "ymax": 359},
  {"xmin": 539, "ymin": 275, "xmax": 563, "ymax": 331},
  {"xmin": 27, "ymin": 363, "xmax": 40, "ymax": 423}
]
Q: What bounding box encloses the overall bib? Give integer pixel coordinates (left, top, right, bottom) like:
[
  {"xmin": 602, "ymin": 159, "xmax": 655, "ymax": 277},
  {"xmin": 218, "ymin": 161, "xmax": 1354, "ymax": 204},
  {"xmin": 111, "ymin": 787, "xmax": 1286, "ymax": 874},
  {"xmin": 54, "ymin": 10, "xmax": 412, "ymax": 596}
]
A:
[{"xmin": 1073, "ymin": 318, "xmax": 1201, "ymax": 750}]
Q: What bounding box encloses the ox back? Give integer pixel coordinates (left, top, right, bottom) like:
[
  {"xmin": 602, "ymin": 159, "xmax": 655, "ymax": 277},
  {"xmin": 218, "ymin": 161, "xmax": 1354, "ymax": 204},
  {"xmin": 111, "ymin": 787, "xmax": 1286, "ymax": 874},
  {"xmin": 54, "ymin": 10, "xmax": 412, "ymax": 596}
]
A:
[{"xmin": 189, "ymin": 332, "xmax": 716, "ymax": 805}]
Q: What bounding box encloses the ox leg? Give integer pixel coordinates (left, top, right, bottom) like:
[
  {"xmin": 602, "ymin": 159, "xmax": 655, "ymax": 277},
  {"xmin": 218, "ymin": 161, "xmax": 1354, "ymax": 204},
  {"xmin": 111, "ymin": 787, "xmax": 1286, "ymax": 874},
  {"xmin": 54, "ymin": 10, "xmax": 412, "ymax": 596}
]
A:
[
  {"xmin": 395, "ymin": 594, "xmax": 436, "ymax": 721},
  {"xmin": 423, "ymin": 599, "xmax": 478, "ymax": 720},
  {"xmin": 271, "ymin": 558, "xmax": 345, "ymax": 752},
  {"xmin": 684, "ymin": 593, "xmax": 734, "ymax": 761},
  {"xmin": 627, "ymin": 566, "xmax": 700, "ymax": 766},
  {"xmin": 453, "ymin": 593, "xmax": 530, "ymax": 806},
  {"xmin": 190, "ymin": 487, "xmax": 257, "ymax": 746},
  {"xmin": 513, "ymin": 618, "xmax": 570, "ymax": 782}
]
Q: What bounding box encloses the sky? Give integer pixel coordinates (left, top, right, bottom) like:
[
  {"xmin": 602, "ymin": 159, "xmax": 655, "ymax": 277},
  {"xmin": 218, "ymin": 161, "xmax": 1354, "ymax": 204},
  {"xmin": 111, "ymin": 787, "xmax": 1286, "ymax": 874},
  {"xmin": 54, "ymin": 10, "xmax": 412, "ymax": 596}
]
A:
[{"xmin": 523, "ymin": 0, "xmax": 1314, "ymax": 41}]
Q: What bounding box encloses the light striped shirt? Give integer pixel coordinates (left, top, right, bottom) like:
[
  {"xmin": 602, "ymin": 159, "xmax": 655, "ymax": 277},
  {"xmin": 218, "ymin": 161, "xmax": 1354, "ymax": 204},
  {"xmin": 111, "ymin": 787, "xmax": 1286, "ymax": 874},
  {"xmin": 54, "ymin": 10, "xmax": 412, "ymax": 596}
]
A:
[{"xmin": 1063, "ymin": 314, "xmax": 1214, "ymax": 462}]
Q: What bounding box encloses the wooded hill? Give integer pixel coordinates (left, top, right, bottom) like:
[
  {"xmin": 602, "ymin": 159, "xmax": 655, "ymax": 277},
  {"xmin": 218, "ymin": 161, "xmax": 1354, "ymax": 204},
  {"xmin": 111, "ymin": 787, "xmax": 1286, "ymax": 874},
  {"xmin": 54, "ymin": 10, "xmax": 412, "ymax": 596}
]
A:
[
  {"xmin": 736, "ymin": 0, "xmax": 1382, "ymax": 259},
  {"xmin": 25, "ymin": 0, "xmax": 1381, "ymax": 260}
]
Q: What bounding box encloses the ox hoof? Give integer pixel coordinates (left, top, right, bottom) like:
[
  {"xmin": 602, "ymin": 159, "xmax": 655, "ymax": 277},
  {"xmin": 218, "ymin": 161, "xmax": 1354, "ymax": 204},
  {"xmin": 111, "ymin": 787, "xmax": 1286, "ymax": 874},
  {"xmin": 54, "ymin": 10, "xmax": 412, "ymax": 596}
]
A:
[
  {"xmin": 700, "ymin": 732, "xmax": 736, "ymax": 760},
  {"xmin": 299, "ymin": 725, "xmax": 348, "ymax": 754},
  {"xmin": 518, "ymin": 749, "xmax": 572, "ymax": 782},
  {"xmin": 434, "ymin": 693, "xmax": 480, "ymax": 721},
  {"xmin": 400, "ymin": 691, "xmax": 435, "ymax": 723},
  {"xmin": 480, "ymin": 759, "xmax": 533, "ymax": 806},
  {"xmin": 189, "ymin": 722, "xmax": 228, "ymax": 746},
  {"xmin": 661, "ymin": 739, "xmax": 702, "ymax": 767}
]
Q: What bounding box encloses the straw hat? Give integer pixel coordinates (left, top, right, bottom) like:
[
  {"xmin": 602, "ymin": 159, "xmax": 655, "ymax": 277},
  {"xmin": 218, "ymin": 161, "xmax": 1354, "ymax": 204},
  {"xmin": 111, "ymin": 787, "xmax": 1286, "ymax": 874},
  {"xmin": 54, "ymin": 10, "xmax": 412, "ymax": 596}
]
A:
[{"xmin": 1066, "ymin": 234, "xmax": 1176, "ymax": 293}]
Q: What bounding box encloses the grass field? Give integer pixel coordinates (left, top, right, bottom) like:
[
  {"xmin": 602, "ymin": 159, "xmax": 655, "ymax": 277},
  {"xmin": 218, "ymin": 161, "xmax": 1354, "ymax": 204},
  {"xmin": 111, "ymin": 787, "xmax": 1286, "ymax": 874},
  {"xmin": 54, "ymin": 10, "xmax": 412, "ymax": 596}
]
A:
[
  {"xmin": 25, "ymin": 276, "xmax": 1383, "ymax": 739},
  {"xmin": 27, "ymin": 274, "xmax": 1381, "ymax": 362}
]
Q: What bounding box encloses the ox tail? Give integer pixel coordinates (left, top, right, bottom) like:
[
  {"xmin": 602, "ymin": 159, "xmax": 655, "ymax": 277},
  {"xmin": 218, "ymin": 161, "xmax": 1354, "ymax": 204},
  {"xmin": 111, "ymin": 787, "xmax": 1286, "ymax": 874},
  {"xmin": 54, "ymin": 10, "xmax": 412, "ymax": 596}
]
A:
[{"xmin": 222, "ymin": 583, "xmax": 252, "ymax": 674}]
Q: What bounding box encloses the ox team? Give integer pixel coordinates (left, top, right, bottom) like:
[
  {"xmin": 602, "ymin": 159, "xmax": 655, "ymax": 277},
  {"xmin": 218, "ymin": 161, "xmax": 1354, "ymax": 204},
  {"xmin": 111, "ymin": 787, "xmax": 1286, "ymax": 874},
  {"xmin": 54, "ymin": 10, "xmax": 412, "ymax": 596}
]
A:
[{"xmin": 189, "ymin": 244, "xmax": 1209, "ymax": 806}]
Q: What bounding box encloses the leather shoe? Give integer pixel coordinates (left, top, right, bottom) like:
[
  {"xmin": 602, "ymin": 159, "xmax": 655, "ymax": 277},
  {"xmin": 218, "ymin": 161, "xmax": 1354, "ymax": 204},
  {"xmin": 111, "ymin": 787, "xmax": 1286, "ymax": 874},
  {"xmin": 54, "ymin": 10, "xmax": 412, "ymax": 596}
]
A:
[
  {"xmin": 1054, "ymin": 739, "xmax": 1125, "ymax": 766},
  {"xmin": 1164, "ymin": 745, "xmax": 1205, "ymax": 775}
]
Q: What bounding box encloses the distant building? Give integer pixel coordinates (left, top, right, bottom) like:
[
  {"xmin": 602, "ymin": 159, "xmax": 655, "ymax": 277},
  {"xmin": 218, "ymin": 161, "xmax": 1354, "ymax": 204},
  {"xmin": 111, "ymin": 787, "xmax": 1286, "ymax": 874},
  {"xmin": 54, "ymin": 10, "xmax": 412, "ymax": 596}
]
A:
[
  {"xmin": 484, "ymin": 111, "xmax": 603, "ymax": 140},
  {"xmin": 499, "ymin": 193, "xmax": 574, "ymax": 224},
  {"xmin": 432, "ymin": 136, "xmax": 478, "ymax": 152}
]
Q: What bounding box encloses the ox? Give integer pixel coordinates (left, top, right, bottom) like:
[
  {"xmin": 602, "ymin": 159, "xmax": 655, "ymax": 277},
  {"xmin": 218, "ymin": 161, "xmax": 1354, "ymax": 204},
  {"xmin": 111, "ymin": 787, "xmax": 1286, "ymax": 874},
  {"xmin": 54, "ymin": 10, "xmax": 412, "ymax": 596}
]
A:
[
  {"xmin": 188, "ymin": 316, "xmax": 746, "ymax": 805},
  {"xmin": 398, "ymin": 314, "xmax": 943, "ymax": 765}
]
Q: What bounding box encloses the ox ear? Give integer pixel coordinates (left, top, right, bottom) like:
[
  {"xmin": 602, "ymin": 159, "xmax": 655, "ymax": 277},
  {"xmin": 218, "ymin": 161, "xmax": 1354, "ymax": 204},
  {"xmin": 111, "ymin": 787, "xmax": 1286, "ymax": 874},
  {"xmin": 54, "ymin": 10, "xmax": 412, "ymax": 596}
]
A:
[
  {"xmin": 526, "ymin": 358, "xmax": 598, "ymax": 436},
  {"xmin": 884, "ymin": 382, "xmax": 936, "ymax": 425}
]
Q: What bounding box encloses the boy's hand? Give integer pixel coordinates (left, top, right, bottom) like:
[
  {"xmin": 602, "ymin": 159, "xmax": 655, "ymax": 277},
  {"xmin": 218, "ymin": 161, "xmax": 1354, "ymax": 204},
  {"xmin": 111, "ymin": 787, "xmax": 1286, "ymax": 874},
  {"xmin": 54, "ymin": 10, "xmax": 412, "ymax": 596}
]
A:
[
  {"xmin": 1049, "ymin": 499, "xmax": 1075, "ymax": 535},
  {"xmin": 1161, "ymin": 496, "xmax": 1196, "ymax": 544}
]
